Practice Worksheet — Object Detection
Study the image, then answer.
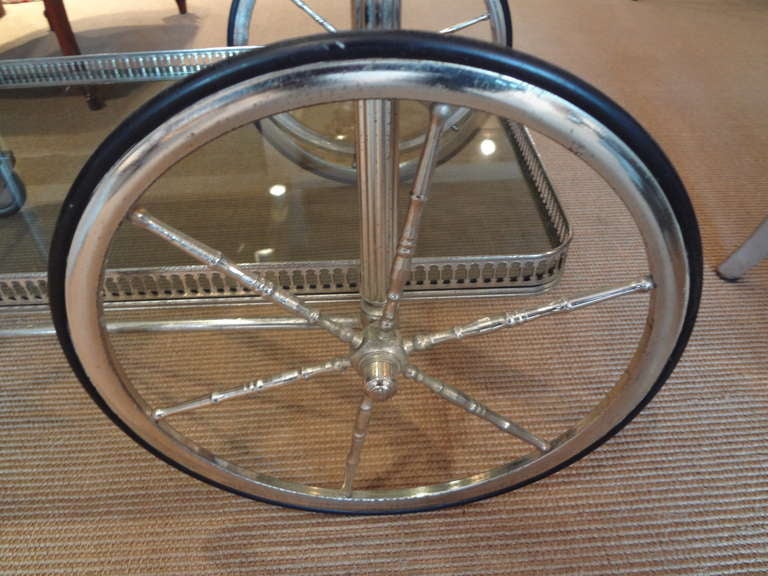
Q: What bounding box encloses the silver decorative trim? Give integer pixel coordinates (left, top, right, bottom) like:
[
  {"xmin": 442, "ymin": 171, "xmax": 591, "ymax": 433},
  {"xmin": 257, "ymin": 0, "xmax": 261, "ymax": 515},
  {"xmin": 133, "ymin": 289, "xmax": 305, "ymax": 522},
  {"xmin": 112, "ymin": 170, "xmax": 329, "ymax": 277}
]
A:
[
  {"xmin": 0, "ymin": 274, "xmax": 48, "ymax": 305},
  {"xmin": 0, "ymin": 126, "xmax": 569, "ymax": 308},
  {"xmin": 0, "ymin": 47, "xmax": 258, "ymax": 88},
  {"xmin": 506, "ymin": 122, "xmax": 571, "ymax": 247},
  {"xmin": 0, "ymin": 250, "xmax": 563, "ymax": 307}
]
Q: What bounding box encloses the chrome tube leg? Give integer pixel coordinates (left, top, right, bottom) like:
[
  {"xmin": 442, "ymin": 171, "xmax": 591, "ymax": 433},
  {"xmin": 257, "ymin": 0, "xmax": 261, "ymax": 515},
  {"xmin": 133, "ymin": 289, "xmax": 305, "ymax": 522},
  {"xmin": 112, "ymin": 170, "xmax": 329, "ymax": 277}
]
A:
[
  {"xmin": 0, "ymin": 148, "xmax": 26, "ymax": 216},
  {"xmin": 353, "ymin": 0, "xmax": 401, "ymax": 323},
  {"xmin": 717, "ymin": 217, "xmax": 768, "ymax": 280}
]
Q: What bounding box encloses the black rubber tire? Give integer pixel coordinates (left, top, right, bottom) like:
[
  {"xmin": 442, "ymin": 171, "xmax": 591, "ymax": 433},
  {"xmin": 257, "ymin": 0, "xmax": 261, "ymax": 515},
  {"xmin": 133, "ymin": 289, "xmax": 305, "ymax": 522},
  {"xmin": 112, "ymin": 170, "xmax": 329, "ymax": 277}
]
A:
[
  {"xmin": 49, "ymin": 31, "xmax": 702, "ymax": 514},
  {"xmin": 227, "ymin": 0, "xmax": 514, "ymax": 48}
]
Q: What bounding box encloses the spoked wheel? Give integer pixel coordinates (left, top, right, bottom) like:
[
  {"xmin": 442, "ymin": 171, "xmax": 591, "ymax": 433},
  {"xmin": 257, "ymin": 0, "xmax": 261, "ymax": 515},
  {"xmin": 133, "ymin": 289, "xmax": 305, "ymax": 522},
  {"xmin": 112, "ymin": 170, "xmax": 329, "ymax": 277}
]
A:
[
  {"xmin": 50, "ymin": 32, "xmax": 701, "ymax": 514},
  {"xmin": 227, "ymin": 0, "xmax": 513, "ymax": 182}
]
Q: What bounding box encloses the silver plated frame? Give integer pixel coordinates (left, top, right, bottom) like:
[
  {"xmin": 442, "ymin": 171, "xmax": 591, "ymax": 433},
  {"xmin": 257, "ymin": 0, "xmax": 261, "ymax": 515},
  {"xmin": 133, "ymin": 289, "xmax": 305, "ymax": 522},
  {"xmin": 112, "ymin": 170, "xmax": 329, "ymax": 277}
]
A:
[{"xmin": 62, "ymin": 55, "xmax": 689, "ymax": 513}]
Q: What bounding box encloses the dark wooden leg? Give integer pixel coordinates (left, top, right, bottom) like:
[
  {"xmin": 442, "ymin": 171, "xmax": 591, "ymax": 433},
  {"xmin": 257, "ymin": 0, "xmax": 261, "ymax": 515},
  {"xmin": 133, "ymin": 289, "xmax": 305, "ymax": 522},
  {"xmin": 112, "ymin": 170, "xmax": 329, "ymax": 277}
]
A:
[
  {"xmin": 175, "ymin": 0, "xmax": 188, "ymax": 15},
  {"xmin": 42, "ymin": 0, "xmax": 80, "ymax": 56},
  {"xmin": 41, "ymin": 0, "xmax": 103, "ymax": 110},
  {"xmin": 43, "ymin": 7, "xmax": 54, "ymax": 30}
]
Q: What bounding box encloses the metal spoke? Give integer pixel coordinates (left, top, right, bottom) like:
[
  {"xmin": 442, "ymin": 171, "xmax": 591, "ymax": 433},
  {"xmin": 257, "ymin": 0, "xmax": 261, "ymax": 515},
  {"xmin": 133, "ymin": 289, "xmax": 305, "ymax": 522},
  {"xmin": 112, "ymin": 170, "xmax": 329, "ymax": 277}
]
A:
[
  {"xmin": 405, "ymin": 366, "xmax": 550, "ymax": 452},
  {"xmin": 380, "ymin": 104, "xmax": 453, "ymax": 329},
  {"xmin": 105, "ymin": 316, "xmax": 359, "ymax": 334},
  {"xmin": 129, "ymin": 209, "xmax": 362, "ymax": 347},
  {"xmin": 154, "ymin": 357, "xmax": 351, "ymax": 420},
  {"xmin": 341, "ymin": 395, "xmax": 375, "ymax": 496},
  {"xmin": 288, "ymin": 0, "xmax": 337, "ymax": 33},
  {"xmin": 439, "ymin": 13, "xmax": 490, "ymax": 35},
  {"xmin": 2, "ymin": 316, "xmax": 360, "ymax": 338},
  {"xmin": 405, "ymin": 277, "xmax": 655, "ymax": 353}
]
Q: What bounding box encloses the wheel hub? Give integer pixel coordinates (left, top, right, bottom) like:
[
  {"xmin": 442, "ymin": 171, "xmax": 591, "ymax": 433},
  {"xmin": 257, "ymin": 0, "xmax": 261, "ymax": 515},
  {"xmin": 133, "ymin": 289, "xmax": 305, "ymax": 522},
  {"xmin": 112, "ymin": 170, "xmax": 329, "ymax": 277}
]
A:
[{"xmin": 350, "ymin": 325, "xmax": 408, "ymax": 401}]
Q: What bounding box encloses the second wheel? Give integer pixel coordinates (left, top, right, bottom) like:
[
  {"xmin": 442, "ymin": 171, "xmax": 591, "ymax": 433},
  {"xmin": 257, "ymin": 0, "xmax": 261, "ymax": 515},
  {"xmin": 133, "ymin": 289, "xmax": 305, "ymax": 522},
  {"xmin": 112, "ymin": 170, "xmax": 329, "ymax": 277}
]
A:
[{"xmin": 228, "ymin": 0, "xmax": 513, "ymax": 182}]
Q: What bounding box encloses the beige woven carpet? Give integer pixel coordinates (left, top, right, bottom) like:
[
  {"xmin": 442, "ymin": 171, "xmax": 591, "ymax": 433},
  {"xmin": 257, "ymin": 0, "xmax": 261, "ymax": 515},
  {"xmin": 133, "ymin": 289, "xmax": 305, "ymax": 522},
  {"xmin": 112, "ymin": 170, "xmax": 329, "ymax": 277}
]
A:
[{"xmin": 1, "ymin": 0, "xmax": 767, "ymax": 574}]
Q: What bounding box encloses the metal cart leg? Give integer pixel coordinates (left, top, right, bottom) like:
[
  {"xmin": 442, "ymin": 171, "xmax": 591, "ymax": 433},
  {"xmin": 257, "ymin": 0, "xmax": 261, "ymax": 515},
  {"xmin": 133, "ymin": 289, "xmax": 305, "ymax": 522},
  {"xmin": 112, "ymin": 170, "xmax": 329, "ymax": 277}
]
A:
[
  {"xmin": 354, "ymin": 0, "xmax": 401, "ymax": 322},
  {"xmin": 0, "ymin": 136, "xmax": 26, "ymax": 217},
  {"xmin": 717, "ymin": 217, "xmax": 768, "ymax": 281}
]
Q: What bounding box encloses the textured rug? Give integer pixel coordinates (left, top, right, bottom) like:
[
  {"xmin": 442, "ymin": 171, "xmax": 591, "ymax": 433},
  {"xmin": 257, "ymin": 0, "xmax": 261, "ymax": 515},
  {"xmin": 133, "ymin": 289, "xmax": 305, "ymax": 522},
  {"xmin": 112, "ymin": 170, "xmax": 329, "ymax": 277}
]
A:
[{"xmin": 1, "ymin": 0, "xmax": 766, "ymax": 574}]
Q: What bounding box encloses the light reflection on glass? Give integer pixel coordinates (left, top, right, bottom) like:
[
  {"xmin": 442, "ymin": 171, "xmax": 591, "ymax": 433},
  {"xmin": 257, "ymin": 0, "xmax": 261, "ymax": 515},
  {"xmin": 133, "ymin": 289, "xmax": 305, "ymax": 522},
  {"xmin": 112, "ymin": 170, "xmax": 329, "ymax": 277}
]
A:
[
  {"xmin": 269, "ymin": 184, "xmax": 287, "ymax": 197},
  {"xmin": 480, "ymin": 138, "xmax": 497, "ymax": 156}
]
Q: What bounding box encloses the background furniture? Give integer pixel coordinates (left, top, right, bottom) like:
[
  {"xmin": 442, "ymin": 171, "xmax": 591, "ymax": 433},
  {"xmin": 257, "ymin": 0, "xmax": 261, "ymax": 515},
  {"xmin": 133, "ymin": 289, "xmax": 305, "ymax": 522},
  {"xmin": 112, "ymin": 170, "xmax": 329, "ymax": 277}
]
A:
[
  {"xmin": 41, "ymin": 0, "xmax": 188, "ymax": 108},
  {"xmin": 717, "ymin": 217, "xmax": 768, "ymax": 280}
]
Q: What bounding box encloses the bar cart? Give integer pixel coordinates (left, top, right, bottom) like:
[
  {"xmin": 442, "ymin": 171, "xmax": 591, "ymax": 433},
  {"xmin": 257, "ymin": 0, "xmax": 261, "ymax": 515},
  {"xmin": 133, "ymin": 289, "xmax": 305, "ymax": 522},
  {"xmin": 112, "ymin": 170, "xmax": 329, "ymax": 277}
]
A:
[{"xmin": 0, "ymin": 0, "xmax": 701, "ymax": 513}]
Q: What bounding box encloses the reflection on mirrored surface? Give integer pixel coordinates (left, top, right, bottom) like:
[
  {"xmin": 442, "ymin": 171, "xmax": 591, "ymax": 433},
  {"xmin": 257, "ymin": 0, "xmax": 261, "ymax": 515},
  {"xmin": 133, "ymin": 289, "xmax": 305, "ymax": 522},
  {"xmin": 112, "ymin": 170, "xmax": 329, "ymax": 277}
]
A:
[
  {"xmin": 0, "ymin": 86, "xmax": 567, "ymax": 296},
  {"xmin": 0, "ymin": 81, "xmax": 170, "ymax": 274},
  {"xmin": 105, "ymin": 108, "xmax": 558, "ymax": 269},
  {"xmin": 0, "ymin": 0, "xmax": 522, "ymax": 290}
]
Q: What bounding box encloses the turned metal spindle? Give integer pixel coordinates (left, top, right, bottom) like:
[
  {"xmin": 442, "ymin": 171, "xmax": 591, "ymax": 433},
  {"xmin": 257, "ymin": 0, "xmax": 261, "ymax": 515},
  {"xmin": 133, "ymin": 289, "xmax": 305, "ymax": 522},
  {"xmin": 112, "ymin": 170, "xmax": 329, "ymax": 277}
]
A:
[
  {"xmin": 439, "ymin": 13, "xmax": 490, "ymax": 35},
  {"xmin": 405, "ymin": 277, "xmax": 654, "ymax": 353},
  {"xmin": 129, "ymin": 208, "xmax": 362, "ymax": 347},
  {"xmin": 354, "ymin": 0, "xmax": 401, "ymax": 323},
  {"xmin": 379, "ymin": 104, "xmax": 453, "ymax": 330},
  {"xmin": 288, "ymin": 0, "xmax": 338, "ymax": 32},
  {"xmin": 153, "ymin": 357, "xmax": 351, "ymax": 420},
  {"xmin": 341, "ymin": 395, "xmax": 375, "ymax": 495},
  {"xmin": 405, "ymin": 366, "xmax": 550, "ymax": 452}
]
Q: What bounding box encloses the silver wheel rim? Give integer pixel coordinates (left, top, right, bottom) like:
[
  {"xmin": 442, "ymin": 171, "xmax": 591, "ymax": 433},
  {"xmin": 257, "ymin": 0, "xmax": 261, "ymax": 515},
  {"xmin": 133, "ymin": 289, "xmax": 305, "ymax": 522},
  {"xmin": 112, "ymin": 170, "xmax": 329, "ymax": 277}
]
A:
[
  {"xmin": 65, "ymin": 57, "xmax": 689, "ymax": 513},
  {"xmin": 230, "ymin": 0, "xmax": 511, "ymax": 182}
]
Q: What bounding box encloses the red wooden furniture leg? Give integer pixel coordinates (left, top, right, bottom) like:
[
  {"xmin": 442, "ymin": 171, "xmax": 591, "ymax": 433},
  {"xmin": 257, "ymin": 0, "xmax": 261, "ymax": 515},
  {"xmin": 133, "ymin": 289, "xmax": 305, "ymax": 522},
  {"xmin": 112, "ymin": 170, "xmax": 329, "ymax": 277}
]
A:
[
  {"xmin": 42, "ymin": 0, "xmax": 80, "ymax": 56},
  {"xmin": 42, "ymin": 0, "xmax": 103, "ymax": 110},
  {"xmin": 39, "ymin": 0, "xmax": 187, "ymax": 109}
]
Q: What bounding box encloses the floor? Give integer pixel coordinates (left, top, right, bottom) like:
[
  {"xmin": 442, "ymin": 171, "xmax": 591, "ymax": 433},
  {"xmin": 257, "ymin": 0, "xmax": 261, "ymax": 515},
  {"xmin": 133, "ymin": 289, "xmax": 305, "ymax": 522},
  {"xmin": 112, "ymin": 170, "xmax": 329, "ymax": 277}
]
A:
[{"xmin": 1, "ymin": 1, "xmax": 767, "ymax": 574}]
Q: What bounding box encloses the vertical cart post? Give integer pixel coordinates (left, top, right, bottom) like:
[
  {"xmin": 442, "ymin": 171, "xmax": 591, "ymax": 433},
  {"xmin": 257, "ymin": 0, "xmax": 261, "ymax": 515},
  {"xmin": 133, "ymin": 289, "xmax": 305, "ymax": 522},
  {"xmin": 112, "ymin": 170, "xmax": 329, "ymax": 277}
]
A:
[{"xmin": 353, "ymin": 0, "xmax": 401, "ymax": 322}]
